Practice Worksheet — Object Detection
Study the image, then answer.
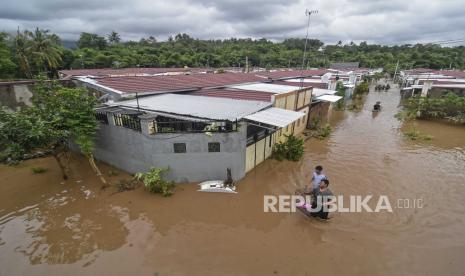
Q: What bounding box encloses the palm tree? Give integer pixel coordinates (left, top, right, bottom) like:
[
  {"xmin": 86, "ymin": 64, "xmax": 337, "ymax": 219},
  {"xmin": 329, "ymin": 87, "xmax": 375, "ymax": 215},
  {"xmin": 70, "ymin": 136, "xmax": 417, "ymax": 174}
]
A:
[
  {"xmin": 108, "ymin": 31, "xmax": 121, "ymax": 45},
  {"xmin": 14, "ymin": 29, "xmax": 32, "ymax": 78},
  {"xmin": 27, "ymin": 28, "xmax": 62, "ymax": 76}
]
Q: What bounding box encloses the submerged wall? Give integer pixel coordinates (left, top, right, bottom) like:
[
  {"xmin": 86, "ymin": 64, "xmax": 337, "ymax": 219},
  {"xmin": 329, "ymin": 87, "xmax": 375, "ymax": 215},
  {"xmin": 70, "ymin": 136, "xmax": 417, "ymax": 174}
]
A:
[
  {"xmin": 0, "ymin": 82, "xmax": 34, "ymax": 111},
  {"xmin": 92, "ymin": 119, "xmax": 247, "ymax": 183}
]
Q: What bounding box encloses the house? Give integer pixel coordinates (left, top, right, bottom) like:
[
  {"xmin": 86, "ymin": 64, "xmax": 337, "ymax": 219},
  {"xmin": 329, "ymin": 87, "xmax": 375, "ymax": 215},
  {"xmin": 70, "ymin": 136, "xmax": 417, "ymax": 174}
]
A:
[
  {"xmin": 93, "ymin": 93, "xmax": 304, "ymax": 182},
  {"xmin": 400, "ymin": 69, "xmax": 465, "ymax": 98},
  {"xmin": 64, "ymin": 68, "xmax": 358, "ymax": 182}
]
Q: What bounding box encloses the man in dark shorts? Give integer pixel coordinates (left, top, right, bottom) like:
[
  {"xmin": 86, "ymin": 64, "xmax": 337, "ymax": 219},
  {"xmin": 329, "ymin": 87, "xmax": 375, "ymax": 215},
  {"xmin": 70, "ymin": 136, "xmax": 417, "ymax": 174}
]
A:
[{"xmin": 311, "ymin": 179, "xmax": 334, "ymax": 220}]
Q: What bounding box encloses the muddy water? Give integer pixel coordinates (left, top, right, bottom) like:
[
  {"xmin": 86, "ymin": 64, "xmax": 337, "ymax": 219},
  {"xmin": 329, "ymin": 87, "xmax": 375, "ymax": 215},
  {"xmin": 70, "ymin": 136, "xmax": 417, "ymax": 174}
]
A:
[{"xmin": 1, "ymin": 85, "xmax": 465, "ymax": 276}]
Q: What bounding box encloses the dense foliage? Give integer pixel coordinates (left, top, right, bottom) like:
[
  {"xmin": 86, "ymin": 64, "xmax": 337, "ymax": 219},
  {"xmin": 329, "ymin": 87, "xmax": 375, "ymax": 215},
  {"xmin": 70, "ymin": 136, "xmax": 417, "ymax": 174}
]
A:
[
  {"xmin": 397, "ymin": 92, "xmax": 465, "ymax": 124},
  {"xmin": 0, "ymin": 79, "xmax": 100, "ymax": 179},
  {"xmin": 353, "ymin": 81, "xmax": 370, "ymax": 96},
  {"xmin": 1, "ymin": 29, "xmax": 465, "ymax": 80},
  {"xmin": 135, "ymin": 167, "xmax": 175, "ymax": 196},
  {"xmin": 274, "ymin": 134, "xmax": 305, "ymax": 161}
]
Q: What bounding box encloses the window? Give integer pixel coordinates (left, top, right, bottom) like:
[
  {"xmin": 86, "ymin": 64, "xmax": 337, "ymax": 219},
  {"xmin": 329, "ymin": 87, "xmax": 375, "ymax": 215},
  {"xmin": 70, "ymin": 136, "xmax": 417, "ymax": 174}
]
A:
[
  {"xmin": 95, "ymin": 112, "xmax": 108, "ymax": 124},
  {"xmin": 114, "ymin": 113, "xmax": 141, "ymax": 132},
  {"xmin": 173, "ymin": 143, "xmax": 186, "ymax": 153},
  {"xmin": 155, "ymin": 116, "xmax": 235, "ymax": 133},
  {"xmin": 208, "ymin": 142, "xmax": 220, "ymax": 152}
]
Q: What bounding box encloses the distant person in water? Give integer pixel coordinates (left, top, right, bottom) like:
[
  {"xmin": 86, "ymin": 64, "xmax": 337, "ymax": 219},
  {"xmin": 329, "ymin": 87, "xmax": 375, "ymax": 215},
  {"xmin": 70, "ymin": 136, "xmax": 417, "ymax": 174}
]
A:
[
  {"xmin": 311, "ymin": 165, "xmax": 327, "ymax": 195},
  {"xmin": 311, "ymin": 179, "xmax": 334, "ymax": 220},
  {"xmin": 373, "ymin": 101, "xmax": 381, "ymax": 111}
]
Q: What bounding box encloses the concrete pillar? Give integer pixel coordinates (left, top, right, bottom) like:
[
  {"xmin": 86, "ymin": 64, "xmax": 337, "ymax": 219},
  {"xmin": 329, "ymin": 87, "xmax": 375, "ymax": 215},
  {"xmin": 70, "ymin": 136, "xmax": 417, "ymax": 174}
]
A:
[{"xmin": 421, "ymin": 80, "xmax": 433, "ymax": 97}]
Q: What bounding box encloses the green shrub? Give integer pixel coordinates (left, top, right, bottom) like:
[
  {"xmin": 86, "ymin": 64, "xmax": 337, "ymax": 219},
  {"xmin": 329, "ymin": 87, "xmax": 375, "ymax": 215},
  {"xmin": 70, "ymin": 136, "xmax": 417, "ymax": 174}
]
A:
[
  {"xmin": 309, "ymin": 117, "xmax": 320, "ymax": 130},
  {"xmin": 353, "ymin": 82, "xmax": 369, "ymax": 96},
  {"xmin": 273, "ymin": 134, "xmax": 305, "ymax": 161},
  {"xmin": 398, "ymin": 92, "xmax": 465, "ymax": 124},
  {"xmin": 312, "ymin": 124, "xmax": 332, "ymax": 139},
  {"xmin": 31, "ymin": 167, "xmax": 47, "ymax": 174},
  {"xmin": 404, "ymin": 129, "xmax": 433, "ymax": 141},
  {"xmin": 135, "ymin": 167, "xmax": 175, "ymax": 196}
]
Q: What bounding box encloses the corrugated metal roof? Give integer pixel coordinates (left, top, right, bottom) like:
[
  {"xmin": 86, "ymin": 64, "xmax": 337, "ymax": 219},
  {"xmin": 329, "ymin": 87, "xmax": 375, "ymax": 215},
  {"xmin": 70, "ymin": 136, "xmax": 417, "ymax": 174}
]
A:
[
  {"xmin": 111, "ymin": 94, "xmax": 271, "ymax": 121},
  {"xmin": 93, "ymin": 73, "xmax": 265, "ymax": 94},
  {"xmin": 316, "ymin": 95, "xmax": 343, "ymax": 102},
  {"xmin": 255, "ymin": 69, "xmax": 329, "ymax": 79},
  {"xmin": 244, "ymin": 107, "xmax": 305, "ymax": 128},
  {"xmin": 312, "ymin": 88, "xmax": 338, "ymax": 97},
  {"xmin": 272, "ymin": 80, "xmax": 327, "ymax": 89},
  {"xmin": 284, "ymin": 78, "xmax": 325, "ymax": 83},
  {"xmin": 433, "ymin": 83, "xmax": 465, "ymax": 88},
  {"xmin": 188, "ymin": 88, "xmax": 273, "ymax": 102},
  {"xmin": 60, "ymin": 67, "xmax": 210, "ymax": 78},
  {"xmin": 230, "ymin": 83, "xmax": 300, "ymax": 94}
]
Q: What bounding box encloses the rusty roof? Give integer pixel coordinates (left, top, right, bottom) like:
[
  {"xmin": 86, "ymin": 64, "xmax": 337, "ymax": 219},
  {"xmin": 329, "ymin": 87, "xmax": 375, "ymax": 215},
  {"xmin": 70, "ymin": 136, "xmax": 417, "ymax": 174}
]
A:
[
  {"xmin": 91, "ymin": 73, "xmax": 267, "ymax": 94},
  {"xmin": 255, "ymin": 69, "xmax": 329, "ymax": 79},
  {"xmin": 59, "ymin": 67, "xmax": 211, "ymax": 78}
]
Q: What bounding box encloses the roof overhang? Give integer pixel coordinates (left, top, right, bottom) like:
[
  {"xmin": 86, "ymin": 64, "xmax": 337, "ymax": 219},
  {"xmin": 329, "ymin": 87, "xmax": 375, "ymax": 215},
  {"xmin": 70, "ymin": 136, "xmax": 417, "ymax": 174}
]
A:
[
  {"xmin": 316, "ymin": 95, "xmax": 343, "ymax": 102},
  {"xmin": 244, "ymin": 107, "xmax": 305, "ymax": 128},
  {"xmin": 312, "ymin": 88, "xmax": 337, "ymax": 97}
]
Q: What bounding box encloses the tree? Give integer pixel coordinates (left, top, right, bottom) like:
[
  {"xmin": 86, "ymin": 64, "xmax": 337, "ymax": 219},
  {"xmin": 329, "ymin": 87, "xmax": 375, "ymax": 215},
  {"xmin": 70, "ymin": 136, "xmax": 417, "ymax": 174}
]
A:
[
  {"xmin": 14, "ymin": 29, "xmax": 32, "ymax": 78},
  {"xmin": 27, "ymin": 28, "xmax": 62, "ymax": 77},
  {"xmin": 0, "ymin": 32, "xmax": 17, "ymax": 79},
  {"xmin": 108, "ymin": 31, "xmax": 121, "ymax": 45},
  {"xmin": 12, "ymin": 28, "xmax": 62, "ymax": 78},
  {"xmin": 0, "ymin": 78, "xmax": 106, "ymax": 185},
  {"xmin": 77, "ymin": 32, "xmax": 107, "ymax": 50}
]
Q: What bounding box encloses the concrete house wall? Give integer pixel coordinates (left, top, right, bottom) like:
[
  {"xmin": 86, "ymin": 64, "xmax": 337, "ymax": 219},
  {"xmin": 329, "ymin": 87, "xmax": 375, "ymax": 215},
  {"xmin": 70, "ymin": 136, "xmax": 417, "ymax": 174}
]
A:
[
  {"xmin": 0, "ymin": 82, "xmax": 34, "ymax": 111},
  {"xmin": 92, "ymin": 113, "xmax": 247, "ymax": 183}
]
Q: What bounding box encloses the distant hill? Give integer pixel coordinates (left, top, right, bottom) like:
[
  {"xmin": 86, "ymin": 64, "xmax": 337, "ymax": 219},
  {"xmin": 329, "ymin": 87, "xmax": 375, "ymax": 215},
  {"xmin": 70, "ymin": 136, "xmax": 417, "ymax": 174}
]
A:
[{"xmin": 62, "ymin": 40, "xmax": 77, "ymax": 49}]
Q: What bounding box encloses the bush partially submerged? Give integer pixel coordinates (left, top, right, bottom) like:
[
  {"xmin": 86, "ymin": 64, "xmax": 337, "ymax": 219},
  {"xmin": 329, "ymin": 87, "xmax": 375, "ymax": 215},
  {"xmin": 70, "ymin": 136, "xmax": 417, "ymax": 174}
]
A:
[
  {"xmin": 31, "ymin": 166, "xmax": 47, "ymax": 174},
  {"xmin": 404, "ymin": 129, "xmax": 433, "ymax": 141},
  {"xmin": 398, "ymin": 92, "xmax": 465, "ymax": 124},
  {"xmin": 116, "ymin": 178, "xmax": 140, "ymax": 192},
  {"xmin": 312, "ymin": 124, "xmax": 332, "ymax": 140},
  {"xmin": 135, "ymin": 167, "xmax": 175, "ymax": 196},
  {"xmin": 273, "ymin": 134, "xmax": 305, "ymax": 161},
  {"xmin": 353, "ymin": 81, "xmax": 369, "ymax": 96}
]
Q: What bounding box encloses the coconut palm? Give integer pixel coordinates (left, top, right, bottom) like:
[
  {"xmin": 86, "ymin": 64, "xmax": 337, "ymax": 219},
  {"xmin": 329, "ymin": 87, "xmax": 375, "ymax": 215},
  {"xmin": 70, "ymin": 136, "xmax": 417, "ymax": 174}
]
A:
[
  {"xmin": 14, "ymin": 29, "xmax": 32, "ymax": 78},
  {"xmin": 27, "ymin": 28, "xmax": 62, "ymax": 75},
  {"xmin": 108, "ymin": 31, "xmax": 121, "ymax": 45}
]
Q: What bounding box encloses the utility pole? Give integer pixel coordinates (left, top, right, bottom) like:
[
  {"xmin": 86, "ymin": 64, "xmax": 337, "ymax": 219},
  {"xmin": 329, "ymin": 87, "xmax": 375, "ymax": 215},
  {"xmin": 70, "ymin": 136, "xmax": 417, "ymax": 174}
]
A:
[
  {"xmin": 393, "ymin": 59, "xmax": 399, "ymax": 82},
  {"xmin": 245, "ymin": 56, "xmax": 249, "ymax": 73},
  {"xmin": 300, "ymin": 9, "xmax": 318, "ymax": 89},
  {"xmin": 136, "ymin": 92, "xmax": 140, "ymax": 112}
]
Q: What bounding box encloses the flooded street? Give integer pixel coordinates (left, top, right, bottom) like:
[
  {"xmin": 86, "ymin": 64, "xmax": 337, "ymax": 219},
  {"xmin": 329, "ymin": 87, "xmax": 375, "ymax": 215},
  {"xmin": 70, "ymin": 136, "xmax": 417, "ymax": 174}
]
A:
[{"xmin": 1, "ymin": 85, "xmax": 465, "ymax": 276}]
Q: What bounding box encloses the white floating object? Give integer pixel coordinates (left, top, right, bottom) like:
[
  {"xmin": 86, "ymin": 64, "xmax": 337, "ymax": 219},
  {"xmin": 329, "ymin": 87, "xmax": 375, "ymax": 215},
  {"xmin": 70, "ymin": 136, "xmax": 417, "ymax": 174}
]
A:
[{"xmin": 197, "ymin": 180, "xmax": 237, "ymax": 194}]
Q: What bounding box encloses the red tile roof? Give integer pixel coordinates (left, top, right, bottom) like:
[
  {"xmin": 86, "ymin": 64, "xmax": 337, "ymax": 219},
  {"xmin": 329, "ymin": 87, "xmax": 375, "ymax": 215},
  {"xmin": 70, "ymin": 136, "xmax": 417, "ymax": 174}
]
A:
[
  {"xmin": 404, "ymin": 69, "xmax": 465, "ymax": 79},
  {"xmin": 94, "ymin": 73, "xmax": 266, "ymax": 94},
  {"xmin": 255, "ymin": 69, "xmax": 329, "ymax": 79},
  {"xmin": 188, "ymin": 88, "xmax": 273, "ymax": 102},
  {"xmin": 59, "ymin": 67, "xmax": 211, "ymax": 78}
]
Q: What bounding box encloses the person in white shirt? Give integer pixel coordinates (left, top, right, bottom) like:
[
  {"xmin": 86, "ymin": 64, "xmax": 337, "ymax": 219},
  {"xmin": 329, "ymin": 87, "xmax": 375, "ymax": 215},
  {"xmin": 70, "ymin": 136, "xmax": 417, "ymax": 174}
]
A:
[{"xmin": 311, "ymin": 165, "xmax": 327, "ymax": 195}]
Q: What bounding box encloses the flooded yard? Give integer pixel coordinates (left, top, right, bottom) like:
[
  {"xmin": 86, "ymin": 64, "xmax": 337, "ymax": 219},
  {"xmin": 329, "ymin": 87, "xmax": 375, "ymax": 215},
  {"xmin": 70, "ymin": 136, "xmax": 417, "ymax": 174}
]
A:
[{"xmin": 1, "ymin": 85, "xmax": 465, "ymax": 275}]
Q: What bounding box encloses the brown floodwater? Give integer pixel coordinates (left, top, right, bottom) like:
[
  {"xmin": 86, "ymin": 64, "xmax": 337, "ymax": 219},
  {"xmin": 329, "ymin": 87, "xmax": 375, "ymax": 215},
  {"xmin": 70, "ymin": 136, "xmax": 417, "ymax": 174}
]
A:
[{"xmin": 1, "ymin": 84, "xmax": 465, "ymax": 276}]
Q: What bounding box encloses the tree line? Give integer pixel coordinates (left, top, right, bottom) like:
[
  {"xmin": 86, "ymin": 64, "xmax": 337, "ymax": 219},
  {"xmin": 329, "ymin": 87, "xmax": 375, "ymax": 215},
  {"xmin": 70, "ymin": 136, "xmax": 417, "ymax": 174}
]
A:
[{"xmin": 1, "ymin": 28, "xmax": 465, "ymax": 80}]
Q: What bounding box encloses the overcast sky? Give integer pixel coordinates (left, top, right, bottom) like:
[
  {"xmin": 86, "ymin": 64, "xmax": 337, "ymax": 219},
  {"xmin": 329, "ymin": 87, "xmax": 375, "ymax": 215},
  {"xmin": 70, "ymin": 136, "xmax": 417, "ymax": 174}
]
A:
[{"xmin": 1, "ymin": 0, "xmax": 465, "ymax": 45}]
